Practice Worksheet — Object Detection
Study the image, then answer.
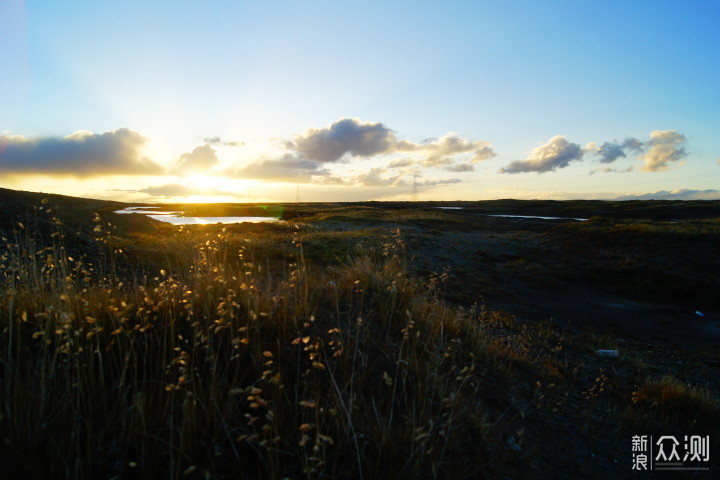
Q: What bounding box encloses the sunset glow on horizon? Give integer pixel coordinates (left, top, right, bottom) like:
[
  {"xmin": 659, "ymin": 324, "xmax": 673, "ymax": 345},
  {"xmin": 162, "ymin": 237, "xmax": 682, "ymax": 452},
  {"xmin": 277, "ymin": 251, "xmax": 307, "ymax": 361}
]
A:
[{"xmin": 2, "ymin": 1, "xmax": 720, "ymax": 203}]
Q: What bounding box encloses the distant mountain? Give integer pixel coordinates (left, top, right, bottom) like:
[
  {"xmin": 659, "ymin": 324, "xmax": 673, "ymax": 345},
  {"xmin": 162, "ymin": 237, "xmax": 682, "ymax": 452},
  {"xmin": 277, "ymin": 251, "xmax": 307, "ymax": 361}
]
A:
[{"xmin": 615, "ymin": 189, "xmax": 720, "ymax": 201}]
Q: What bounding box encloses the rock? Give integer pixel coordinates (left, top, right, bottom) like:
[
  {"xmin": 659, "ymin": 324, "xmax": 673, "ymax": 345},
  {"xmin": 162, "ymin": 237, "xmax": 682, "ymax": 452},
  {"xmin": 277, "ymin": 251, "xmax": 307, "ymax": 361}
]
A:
[{"xmin": 506, "ymin": 435, "xmax": 522, "ymax": 452}]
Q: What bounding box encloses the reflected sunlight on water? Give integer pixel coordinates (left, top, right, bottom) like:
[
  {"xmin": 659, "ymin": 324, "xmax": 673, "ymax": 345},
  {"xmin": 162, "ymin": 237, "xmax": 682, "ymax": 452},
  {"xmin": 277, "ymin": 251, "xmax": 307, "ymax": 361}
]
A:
[{"xmin": 114, "ymin": 206, "xmax": 283, "ymax": 225}]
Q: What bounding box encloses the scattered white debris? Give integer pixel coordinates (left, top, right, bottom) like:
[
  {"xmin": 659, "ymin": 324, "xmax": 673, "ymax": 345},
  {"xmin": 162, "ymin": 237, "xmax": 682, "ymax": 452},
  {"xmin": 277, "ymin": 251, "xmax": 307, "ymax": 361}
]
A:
[{"xmin": 595, "ymin": 349, "xmax": 619, "ymax": 357}]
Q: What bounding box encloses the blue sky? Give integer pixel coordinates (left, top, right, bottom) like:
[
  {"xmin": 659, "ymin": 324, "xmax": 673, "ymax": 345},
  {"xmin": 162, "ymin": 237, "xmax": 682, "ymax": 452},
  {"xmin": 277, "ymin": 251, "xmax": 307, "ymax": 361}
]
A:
[{"xmin": 2, "ymin": 0, "xmax": 719, "ymax": 202}]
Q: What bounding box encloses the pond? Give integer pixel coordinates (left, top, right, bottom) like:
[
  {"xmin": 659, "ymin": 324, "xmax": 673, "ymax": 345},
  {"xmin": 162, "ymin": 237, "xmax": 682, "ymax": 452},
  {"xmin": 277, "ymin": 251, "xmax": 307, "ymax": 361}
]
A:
[
  {"xmin": 432, "ymin": 207, "xmax": 586, "ymax": 221},
  {"xmin": 114, "ymin": 206, "xmax": 283, "ymax": 225},
  {"xmin": 480, "ymin": 214, "xmax": 588, "ymax": 221}
]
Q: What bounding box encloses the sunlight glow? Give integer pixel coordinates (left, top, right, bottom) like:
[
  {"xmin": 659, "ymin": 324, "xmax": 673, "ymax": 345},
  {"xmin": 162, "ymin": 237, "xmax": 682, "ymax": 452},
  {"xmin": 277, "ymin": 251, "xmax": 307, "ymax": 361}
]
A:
[{"xmin": 183, "ymin": 174, "xmax": 217, "ymax": 190}]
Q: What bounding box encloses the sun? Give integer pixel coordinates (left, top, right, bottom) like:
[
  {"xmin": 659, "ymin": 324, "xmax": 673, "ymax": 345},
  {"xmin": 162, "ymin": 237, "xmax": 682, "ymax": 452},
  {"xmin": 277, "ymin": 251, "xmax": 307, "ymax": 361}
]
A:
[
  {"xmin": 178, "ymin": 173, "xmax": 259, "ymax": 202},
  {"xmin": 184, "ymin": 174, "xmax": 216, "ymax": 190}
]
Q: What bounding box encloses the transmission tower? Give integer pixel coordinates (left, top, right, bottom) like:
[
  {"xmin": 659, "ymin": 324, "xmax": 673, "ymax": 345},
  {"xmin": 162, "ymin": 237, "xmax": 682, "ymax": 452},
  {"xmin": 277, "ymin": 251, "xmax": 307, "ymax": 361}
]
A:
[
  {"xmin": 295, "ymin": 185, "xmax": 301, "ymax": 203},
  {"xmin": 410, "ymin": 174, "xmax": 419, "ymax": 202}
]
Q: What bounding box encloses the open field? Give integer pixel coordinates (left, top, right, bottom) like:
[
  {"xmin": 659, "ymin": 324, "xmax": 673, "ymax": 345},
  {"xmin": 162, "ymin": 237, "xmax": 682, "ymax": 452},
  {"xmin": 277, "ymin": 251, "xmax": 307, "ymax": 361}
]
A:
[{"xmin": 1, "ymin": 187, "xmax": 719, "ymax": 479}]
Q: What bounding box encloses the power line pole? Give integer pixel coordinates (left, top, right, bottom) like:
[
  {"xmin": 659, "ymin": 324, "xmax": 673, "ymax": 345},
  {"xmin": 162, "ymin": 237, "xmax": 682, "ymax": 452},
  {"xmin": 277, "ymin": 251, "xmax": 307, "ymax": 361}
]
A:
[
  {"xmin": 410, "ymin": 174, "xmax": 419, "ymax": 202},
  {"xmin": 295, "ymin": 185, "xmax": 301, "ymax": 203}
]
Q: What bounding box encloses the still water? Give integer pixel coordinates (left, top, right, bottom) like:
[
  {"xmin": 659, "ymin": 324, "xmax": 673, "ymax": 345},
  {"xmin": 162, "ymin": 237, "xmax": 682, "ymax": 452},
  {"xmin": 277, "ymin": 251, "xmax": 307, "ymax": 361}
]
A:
[
  {"xmin": 482, "ymin": 214, "xmax": 588, "ymax": 221},
  {"xmin": 114, "ymin": 207, "xmax": 283, "ymax": 225},
  {"xmin": 433, "ymin": 207, "xmax": 587, "ymax": 221}
]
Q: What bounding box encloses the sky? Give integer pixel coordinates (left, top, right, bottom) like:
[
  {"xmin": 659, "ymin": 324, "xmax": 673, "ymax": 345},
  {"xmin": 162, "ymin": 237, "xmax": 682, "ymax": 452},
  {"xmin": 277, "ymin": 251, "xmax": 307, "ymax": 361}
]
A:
[{"xmin": 1, "ymin": 0, "xmax": 720, "ymax": 203}]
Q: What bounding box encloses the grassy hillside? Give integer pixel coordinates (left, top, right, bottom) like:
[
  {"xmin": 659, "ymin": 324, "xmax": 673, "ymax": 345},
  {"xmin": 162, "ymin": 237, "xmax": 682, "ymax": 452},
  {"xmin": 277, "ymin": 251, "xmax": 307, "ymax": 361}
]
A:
[{"xmin": 0, "ymin": 189, "xmax": 718, "ymax": 479}]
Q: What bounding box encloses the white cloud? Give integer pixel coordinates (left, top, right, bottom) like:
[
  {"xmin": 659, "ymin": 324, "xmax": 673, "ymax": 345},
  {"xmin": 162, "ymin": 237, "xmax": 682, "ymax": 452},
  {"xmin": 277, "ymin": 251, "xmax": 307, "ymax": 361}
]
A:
[
  {"xmin": 174, "ymin": 144, "xmax": 219, "ymax": 175},
  {"xmin": 500, "ymin": 135, "xmax": 583, "ymax": 174},
  {"xmin": 641, "ymin": 130, "xmax": 687, "ymax": 172},
  {"xmin": 232, "ymin": 118, "xmax": 491, "ymax": 185},
  {"xmin": 231, "ymin": 154, "xmax": 332, "ymax": 183},
  {"xmin": 445, "ymin": 163, "xmax": 474, "ymax": 172},
  {"xmin": 203, "ymin": 136, "xmax": 243, "ymax": 147},
  {"xmin": 416, "ymin": 178, "xmax": 462, "ymax": 187},
  {"xmin": 387, "ymin": 157, "xmax": 415, "ymax": 169},
  {"xmin": 353, "ymin": 167, "xmax": 406, "ymax": 187},
  {"xmin": 471, "ymin": 145, "xmax": 496, "ymax": 162},
  {"xmin": 589, "ymin": 165, "xmax": 634, "ymax": 175},
  {"xmin": 285, "ymin": 118, "xmax": 495, "ymax": 169},
  {"xmin": 393, "ymin": 134, "xmax": 495, "ymax": 165},
  {"xmin": 585, "ymin": 131, "xmax": 688, "ymax": 174}
]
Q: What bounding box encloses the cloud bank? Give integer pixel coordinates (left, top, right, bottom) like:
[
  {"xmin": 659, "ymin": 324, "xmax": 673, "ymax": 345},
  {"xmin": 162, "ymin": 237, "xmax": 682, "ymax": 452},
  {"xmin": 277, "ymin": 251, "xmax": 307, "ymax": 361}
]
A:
[
  {"xmin": 0, "ymin": 128, "xmax": 162, "ymax": 176},
  {"xmin": 584, "ymin": 130, "xmax": 686, "ymax": 173},
  {"xmin": 287, "ymin": 118, "xmax": 495, "ymax": 165},
  {"xmin": 138, "ymin": 183, "xmax": 236, "ymax": 197},
  {"xmin": 235, "ymin": 118, "xmax": 492, "ymax": 184},
  {"xmin": 232, "ymin": 154, "xmax": 333, "ymax": 183},
  {"xmin": 500, "ymin": 129, "xmax": 688, "ymax": 175}
]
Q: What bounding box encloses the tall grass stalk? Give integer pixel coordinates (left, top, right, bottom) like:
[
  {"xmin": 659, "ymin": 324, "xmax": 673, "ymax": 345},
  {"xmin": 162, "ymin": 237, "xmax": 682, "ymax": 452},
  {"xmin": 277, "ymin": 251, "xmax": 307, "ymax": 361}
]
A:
[{"xmin": 1, "ymin": 222, "xmax": 498, "ymax": 479}]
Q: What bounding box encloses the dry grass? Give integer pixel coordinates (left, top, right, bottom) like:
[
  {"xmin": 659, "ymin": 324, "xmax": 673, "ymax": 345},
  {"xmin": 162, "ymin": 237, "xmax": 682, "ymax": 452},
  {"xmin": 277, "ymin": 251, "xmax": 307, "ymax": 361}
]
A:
[
  {"xmin": 2, "ymin": 204, "xmax": 719, "ymax": 479},
  {"xmin": 0, "ymin": 217, "xmax": 508, "ymax": 479},
  {"xmin": 627, "ymin": 376, "xmax": 720, "ymax": 432}
]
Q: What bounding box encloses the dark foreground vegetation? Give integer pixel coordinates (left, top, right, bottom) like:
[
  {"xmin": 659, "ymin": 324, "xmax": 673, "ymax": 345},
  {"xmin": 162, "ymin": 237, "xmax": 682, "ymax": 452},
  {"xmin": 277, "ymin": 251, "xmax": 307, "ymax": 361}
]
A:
[{"xmin": 0, "ymin": 188, "xmax": 719, "ymax": 479}]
